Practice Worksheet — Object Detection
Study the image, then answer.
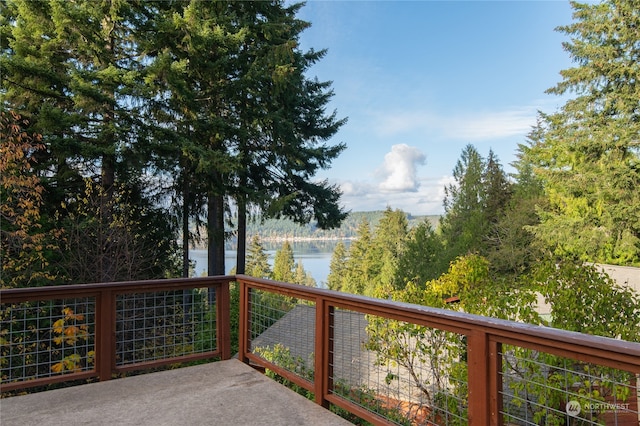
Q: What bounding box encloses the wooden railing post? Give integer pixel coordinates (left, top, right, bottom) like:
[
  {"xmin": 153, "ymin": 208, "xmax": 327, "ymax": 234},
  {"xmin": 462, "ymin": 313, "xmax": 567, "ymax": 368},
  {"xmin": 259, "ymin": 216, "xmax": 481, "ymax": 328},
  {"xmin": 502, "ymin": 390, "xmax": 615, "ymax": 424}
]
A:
[
  {"xmin": 489, "ymin": 339, "xmax": 503, "ymax": 426},
  {"xmin": 237, "ymin": 279, "xmax": 250, "ymax": 364},
  {"xmin": 314, "ymin": 299, "xmax": 333, "ymax": 408},
  {"xmin": 96, "ymin": 288, "xmax": 115, "ymax": 381},
  {"xmin": 217, "ymin": 281, "xmax": 231, "ymax": 360},
  {"xmin": 467, "ymin": 329, "xmax": 491, "ymax": 425}
]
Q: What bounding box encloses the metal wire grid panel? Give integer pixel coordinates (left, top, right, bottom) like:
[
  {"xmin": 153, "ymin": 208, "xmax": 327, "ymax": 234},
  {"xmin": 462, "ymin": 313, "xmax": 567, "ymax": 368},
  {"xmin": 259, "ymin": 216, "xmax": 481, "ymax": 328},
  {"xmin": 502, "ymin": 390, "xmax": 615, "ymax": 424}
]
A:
[
  {"xmin": 249, "ymin": 289, "xmax": 316, "ymax": 383},
  {"xmin": 500, "ymin": 345, "xmax": 639, "ymax": 425},
  {"xmin": 1, "ymin": 297, "xmax": 96, "ymax": 385},
  {"xmin": 115, "ymin": 288, "xmax": 217, "ymax": 366},
  {"xmin": 330, "ymin": 308, "xmax": 468, "ymax": 425}
]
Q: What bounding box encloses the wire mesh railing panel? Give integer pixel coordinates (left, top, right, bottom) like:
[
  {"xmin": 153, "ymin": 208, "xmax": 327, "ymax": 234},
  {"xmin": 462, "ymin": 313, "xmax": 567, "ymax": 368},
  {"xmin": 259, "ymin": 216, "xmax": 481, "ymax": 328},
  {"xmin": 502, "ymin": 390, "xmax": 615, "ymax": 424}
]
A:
[
  {"xmin": 249, "ymin": 290, "xmax": 315, "ymax": 383},
  {"xmin": 330, "ymin": 308, "xmax": 469, "ymax": 425},
  {"xmin": 115, "ymin": 288, "xmax": 217, "ymax": 366},
  {"xmin": 1, "ymin": 297, "xmax": 96, "ymax": 385},
  {"xmin": 500, "ymin": 345, "xmax": 639, "ymax": 425}
]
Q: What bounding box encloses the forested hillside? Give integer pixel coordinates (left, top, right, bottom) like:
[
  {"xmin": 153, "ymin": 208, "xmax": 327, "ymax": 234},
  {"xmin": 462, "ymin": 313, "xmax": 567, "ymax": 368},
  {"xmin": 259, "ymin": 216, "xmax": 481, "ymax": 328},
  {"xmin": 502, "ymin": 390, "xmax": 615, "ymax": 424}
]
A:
[{"xmin": 223, "ymin": 211, "xmax": 440, "ymax": 242}]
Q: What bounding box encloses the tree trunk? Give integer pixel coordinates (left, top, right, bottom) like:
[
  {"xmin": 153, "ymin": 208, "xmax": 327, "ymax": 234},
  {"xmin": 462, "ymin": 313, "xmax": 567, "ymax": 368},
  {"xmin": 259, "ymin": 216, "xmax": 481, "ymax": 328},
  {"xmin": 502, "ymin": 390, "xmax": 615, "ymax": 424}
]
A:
[
  {"xmin": 236, "ymin": 193, "xmax": 247, "ymax": 275},
  {"xmin": 207, "ymin": 190, "xmax": 226, "ymax": 276},
  {"xmin": 182, "ymin": 172, "xmax": 190, "ymax": 278}
]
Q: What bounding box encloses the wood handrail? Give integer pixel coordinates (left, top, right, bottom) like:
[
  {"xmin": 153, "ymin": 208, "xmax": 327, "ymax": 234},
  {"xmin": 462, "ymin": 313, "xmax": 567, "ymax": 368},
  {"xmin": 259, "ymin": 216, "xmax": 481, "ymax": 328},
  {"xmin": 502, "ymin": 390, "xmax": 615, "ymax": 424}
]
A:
[
  {"xmin": 235, "ymin": 275, "xmax": 640, "ymax": 371},
  {"xmin": 1, "ymin": 276, "xmax": 234, "ymax": 392},
  {"xmin": 236, "ymin": 274, "xmax": 640, "ymax": 426}
]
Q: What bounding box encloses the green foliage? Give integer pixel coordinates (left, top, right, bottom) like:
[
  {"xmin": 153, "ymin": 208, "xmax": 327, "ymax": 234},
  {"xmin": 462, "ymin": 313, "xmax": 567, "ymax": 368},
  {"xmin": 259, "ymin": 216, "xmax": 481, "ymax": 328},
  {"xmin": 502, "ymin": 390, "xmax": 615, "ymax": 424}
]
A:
[
  {"xmin": 370, "ymin": 208, "xmax": 409, "ymax": 291},
  {"xmin": 294, "ymin": 261, "xmax": 316, "ymax": 287},
  {"xmin": 439, "ymin": 145, "xmax": 488, "ymax": 263},
  {"xmin": 330, "ymin": 208, "xmax": 414, "ymax": 296},
  {"xmin": 339, "ymin": 219, "xmax": 373, "ymax": 295},
  {"xmin": 1, "ymin": 0, "xmax": 348, "ymax": 285},
  {"xmin": 524, "ymin": 0, "xmax": 640, "ymax": 265},
  {"xmin": 268, "ymin": 241, "xmax": 315, "ymax": 286},
  {"xmin": 271, "ymin": 241, "xmax": 296, "ymax": 283},
  {"xmin": 193, "ymin": 304, "xmax": 218, "ymax": 354},
  {"xmin": 365, "ymin": 255, "xmax": 494, "ymax": 421},
  {"xmin": 245, "ymin": 236, "xmax": 272, "ymax": 279},
  {"xmin": 254, "ymin": 343, "xmax": 314, "ymax": 396},
  {"xmin": 427, "ymin": 254, "xmax": 490, "ymax": 300},
  {"xmin": 326, "ymin": 241, "xmax": 347, "ymax": 291},
  {"xmin": 536, "ymin": 261, "xmax": 640, "ymax": 341},
  {"xmin": 502, "ymin": 345, "xmax": 635, "ymax": 426},
  {"xmin": 365, "ymin": 302, "xmax": 468, "ymax": 424},
  {"xmin": 395, "ymin": 220, "xmax": 446, "ymax": 287},
  {"xmin": 228, "ymin": 282, "xmax": 240, "ymax": 356},
  {"xmin": 483, "ymin": 149, "xmax": 512, "ymax": 228},
  {"xmin": 367, "ymin": 252, "xmax": 639, "ymax": 425},
  {"xmin": 1, "ymin": 0, "xmax": 183, "ymax": 283}
]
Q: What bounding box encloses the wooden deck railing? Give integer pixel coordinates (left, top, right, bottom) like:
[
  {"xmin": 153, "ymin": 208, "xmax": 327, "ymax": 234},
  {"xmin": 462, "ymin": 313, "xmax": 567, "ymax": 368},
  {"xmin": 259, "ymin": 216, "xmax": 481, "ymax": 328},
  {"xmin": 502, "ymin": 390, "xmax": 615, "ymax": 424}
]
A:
[
  {"xmin": 2, "ymin": 275, "xmax": 639, "ymax": 425},
  {"xmin": 1, "ymin": 277, "xmax": 233, "ymax": 392},
  {"xmin": 236, "ymin": 275, "xmax": 640, "ymax": 425}
]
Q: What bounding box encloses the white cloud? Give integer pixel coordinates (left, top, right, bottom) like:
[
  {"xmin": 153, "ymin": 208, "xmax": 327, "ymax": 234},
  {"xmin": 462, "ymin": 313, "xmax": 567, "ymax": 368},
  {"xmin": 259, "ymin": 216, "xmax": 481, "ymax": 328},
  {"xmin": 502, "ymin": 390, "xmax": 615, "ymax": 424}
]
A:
[
  {"xmin": 336, "ymin": 175, "xmax": 453, "ymax": 216},
  {"xmin": 374, "ymin": 106, "xmax": 539, "ymax": 141},
  {"xmin": 340, "ymin": 181, "xmax": 371, "ymax": 197},
  {"xmin": 329, "ymin": 145, "xmax": 456, "ymax": 215},
  {"xmin": 376, "ymin": 144, "xmax": 426, "ymax": 192}
]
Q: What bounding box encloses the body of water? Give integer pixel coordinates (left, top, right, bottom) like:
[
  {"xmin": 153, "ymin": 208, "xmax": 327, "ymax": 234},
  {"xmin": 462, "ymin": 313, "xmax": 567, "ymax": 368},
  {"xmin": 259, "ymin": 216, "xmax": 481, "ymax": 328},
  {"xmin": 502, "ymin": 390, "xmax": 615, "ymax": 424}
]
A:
[{"xmin": 189, "ymin": 240, "xmax": 349, "ymax": 288}]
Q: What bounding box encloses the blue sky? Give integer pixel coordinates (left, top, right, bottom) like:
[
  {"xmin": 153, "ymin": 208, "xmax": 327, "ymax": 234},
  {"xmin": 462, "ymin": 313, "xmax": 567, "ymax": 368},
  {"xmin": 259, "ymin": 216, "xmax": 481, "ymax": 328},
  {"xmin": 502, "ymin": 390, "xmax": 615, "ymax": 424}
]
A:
[{"xmin": 295, "ymin": 1, "xmax": 575, "ymax": 215}]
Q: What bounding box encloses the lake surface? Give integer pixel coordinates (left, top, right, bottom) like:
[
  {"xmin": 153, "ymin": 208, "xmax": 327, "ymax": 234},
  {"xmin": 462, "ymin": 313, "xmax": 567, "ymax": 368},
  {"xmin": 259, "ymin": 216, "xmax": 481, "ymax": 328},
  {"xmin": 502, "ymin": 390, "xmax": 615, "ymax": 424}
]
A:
[{"xmin": 189, "ymin": 240, "xmax": 349, "ymax": 288}]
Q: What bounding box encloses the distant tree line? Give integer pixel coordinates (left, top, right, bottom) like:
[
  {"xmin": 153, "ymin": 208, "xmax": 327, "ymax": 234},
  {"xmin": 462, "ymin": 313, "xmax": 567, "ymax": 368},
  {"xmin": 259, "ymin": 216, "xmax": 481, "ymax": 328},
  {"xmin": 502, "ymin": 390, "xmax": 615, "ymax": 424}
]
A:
[{"xmin": 187, "ymin": 211, "xmax": 439, "ymax": 247}]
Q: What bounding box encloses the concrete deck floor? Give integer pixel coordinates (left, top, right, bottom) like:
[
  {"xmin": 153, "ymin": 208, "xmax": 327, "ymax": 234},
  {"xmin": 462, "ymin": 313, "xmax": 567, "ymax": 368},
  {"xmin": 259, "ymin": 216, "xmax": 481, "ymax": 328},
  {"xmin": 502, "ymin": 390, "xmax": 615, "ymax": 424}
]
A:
[{"xmin": 0, "ymin": 359, "xmax": 352, "ymax": 426}]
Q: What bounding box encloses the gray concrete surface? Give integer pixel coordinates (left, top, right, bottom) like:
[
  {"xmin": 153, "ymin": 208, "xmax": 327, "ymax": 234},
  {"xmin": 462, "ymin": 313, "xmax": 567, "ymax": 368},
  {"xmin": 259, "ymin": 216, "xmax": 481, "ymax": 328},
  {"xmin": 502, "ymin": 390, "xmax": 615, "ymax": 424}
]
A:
[
  {"xmin": 593, "ymin": 263, "xmax": 640, "ymax": 293},
  {"xmin": 0, "ymin": 359, "xmax": 352, "ymax": 426}
]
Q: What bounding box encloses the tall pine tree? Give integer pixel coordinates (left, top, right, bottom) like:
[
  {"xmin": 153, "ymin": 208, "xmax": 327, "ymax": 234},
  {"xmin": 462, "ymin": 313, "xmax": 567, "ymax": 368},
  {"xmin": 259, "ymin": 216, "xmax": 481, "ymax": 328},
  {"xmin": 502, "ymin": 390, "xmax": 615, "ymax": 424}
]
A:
[
  {"xmin": 231, "ymin": 1, "xmax": 347, "ymax": 274},
  {"xmin": 1, "ymin": 0, "xmax": 181, "ymax": 282},
  {"xmin": 439, "ymin": 144, "xmax": 487, "ymax": 263},
  {"xmin": 526, "ymin": 0, "xmax": 640, "ymax": 264}
]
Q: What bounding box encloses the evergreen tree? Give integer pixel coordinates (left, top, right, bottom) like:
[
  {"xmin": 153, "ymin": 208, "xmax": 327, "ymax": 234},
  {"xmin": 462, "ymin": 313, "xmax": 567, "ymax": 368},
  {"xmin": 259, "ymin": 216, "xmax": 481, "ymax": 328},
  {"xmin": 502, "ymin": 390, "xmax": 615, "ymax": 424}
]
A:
[
  {"xmin": 294, "ymin": 261, "xmax": 316, "ymax": 287},
  {"xmin": 1, "ymin": 1, "xmax": 181, "ymax": 282},
  {"xmin": 439, "ymin": 144, "xmax": 486, "ymax": 263},
  {"xmin": 488, "ymin": 129, "xmax": 546, "ymax": 274},
  {"xmin": 145, "ymin": 1, "xmax": 244, "ymax": 276},
  {"xmin": 326, "ymin": 241, "xmax": 348, "ymax": 291},
  {"xmin": 271, "ymin": 241, "xmax": 295, "ymax": 283},
  {"xmin": 144, "ymin": 1, "xmax": 347, "ymax": 276},
  {"xmin": 369, "ymin": 208, "xmax": 409, "ymax": 292},
  {"xmin": 231, "ymin": 2, "xmax": 347, "ymax": 274},
  {"xmin": 395, "ymin": 220, "xmax": 445, "ymax": 288},
  {"xmin": 1, "ymin": 0, "xmax": 347, "ymax": 284},
  {"xmin": 245, "ymin": 235, "xmax": 271, "ymax": 279},
  {"xmin": 526, "ymin": 0, "xmax": 640, "ymax": 264},
  {"xmin": 1, "ymin": 0, "xmax": 154, "ymax": 197},
  {"xmin": 341, "ymin": 219, "xmax": 373, "ymax": 295},
  {"xmin": 482, "ymin": 149, "xmax": 512, "ymax": 230}
]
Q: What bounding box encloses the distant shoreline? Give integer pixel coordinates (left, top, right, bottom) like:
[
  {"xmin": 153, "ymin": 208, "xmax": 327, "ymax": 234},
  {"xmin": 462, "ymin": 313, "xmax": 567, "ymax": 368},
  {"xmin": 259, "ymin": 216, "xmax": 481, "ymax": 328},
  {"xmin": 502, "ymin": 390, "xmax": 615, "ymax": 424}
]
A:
[{"xmin": 188, "ymin": 236, "xmax": 356, "ymax": 250}]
